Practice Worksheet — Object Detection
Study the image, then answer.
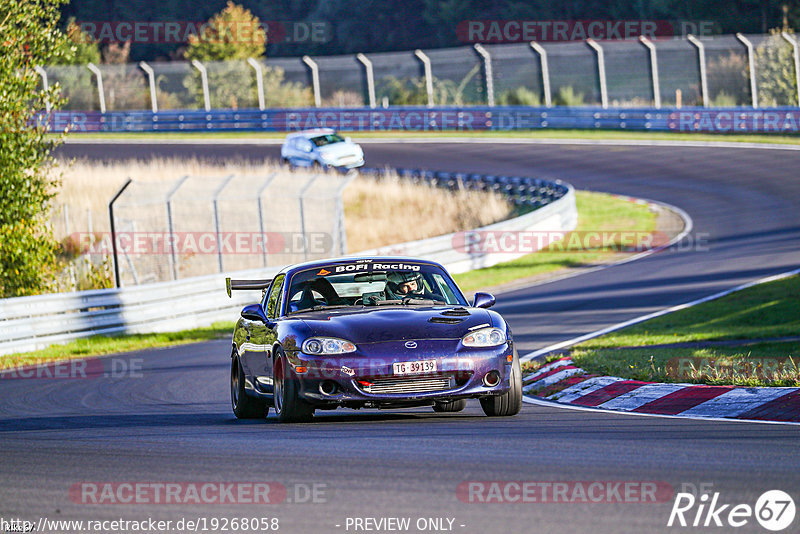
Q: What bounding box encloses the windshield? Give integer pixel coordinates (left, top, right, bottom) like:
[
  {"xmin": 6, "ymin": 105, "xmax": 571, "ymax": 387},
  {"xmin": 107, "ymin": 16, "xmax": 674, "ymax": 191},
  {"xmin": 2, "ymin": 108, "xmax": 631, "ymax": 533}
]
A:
[
  {"xmin": 310, "ymin": 133, "xmax": 345, "ymax": 147},
  {"xmin": 286, "ymin": 261, "xmax": 467, "ymax": 314}
]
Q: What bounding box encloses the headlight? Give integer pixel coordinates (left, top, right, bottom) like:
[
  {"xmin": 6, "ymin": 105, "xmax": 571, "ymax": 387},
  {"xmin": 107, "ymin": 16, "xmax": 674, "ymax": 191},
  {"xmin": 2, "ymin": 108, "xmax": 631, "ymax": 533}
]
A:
[
  {"xmin": 302, "ymin": 337, "xmax": 357, "ymax": 354},
  {"xmin": 462, "ymin": 327, "xmax": 506, "ymax": 347}
]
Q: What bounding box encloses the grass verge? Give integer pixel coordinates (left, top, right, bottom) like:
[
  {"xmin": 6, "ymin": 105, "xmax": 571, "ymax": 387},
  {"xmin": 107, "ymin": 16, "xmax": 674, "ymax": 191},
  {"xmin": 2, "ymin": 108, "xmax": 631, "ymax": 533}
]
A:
[
  {"xmin": 61, "ymin": 129, "xmax": 800, "ymax": 145},
  {"xmin": 0, "ymin": 322, "xmax": 233, "ymax": 370},
  {"xmin": 453, "ymin": 190, "xmax": 657, "ymax": 292},
  {"xmin": 571, "ymin": 275, "xmax": 800, "ymax": 387}
]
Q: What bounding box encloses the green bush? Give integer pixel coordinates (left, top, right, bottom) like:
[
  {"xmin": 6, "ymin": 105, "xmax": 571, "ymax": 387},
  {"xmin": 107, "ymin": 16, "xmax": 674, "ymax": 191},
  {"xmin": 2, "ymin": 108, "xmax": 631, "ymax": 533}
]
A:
[
  {"xmin": 755, "ymin": 29, "xmax": 798, "ymax": 107},
  {"xmin": 497, "ymin": 87, "xmax": 541, "ymax": 106},
  {"xmin": 710, "ymin": 91, "xmax": 737, "ymax": 107},
  {"xmin": 553, "ymin": 86, "xmax": 584, "ymax": 106}
]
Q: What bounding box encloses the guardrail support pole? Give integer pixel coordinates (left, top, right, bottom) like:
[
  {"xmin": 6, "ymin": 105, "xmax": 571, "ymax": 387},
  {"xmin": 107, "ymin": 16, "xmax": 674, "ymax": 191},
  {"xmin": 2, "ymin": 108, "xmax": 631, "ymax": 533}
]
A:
[
  {"xmin": 639, "ymin": 36, "xmax": 661, "ymax": 108},
  {"xmin": 356, "ymin": 53, "xmax": 377, "ymax": 108},
  {"xmin": 529, "ymin": 42, "xmax": 551, "ymax": 107},
  {"xmin": 414, "ymin": 49, "xmax": 434, "ymax": 107},
  {"xmin": 138, "ymin": 61, "xmax": 158, "ymax": 113},
  {"xmin": 334, "ymin": 173, "xmax": 358, "ymax": 255},
  {"xmin": 165, "ymin": 176, "xmax": 190, "ymax": 281},
  {"xmin": 302, "ymin": 56, "xmax": 322, "ymax": 107},
  {"xmin": 108, "ymin": 178, "xmax": 132, "ymax": 288},
  {"xmin": 256, "ymin": 173, "xmax": 277, "ymax": 267},
  {"xmin": 247, "ymin": 58, "xmax": 266, "ymax": 110},
  {"xmin": 298, "ymin": 175, "xmax": 319, "ymax": 260},
  {"xmin": 212, "ymin": 174, "xmax": 235, "ymax": 273},
  {"xmin": 87, "ymin": 63, "xmax": 106, "ymax": 113},
  {"xmin": 736, "ymin": 33, "xmax": 759, "ymax": 108},
  {"xmin": 34, "ymin": 66, "xmax": 51, "ymax": 113},
  {"xmin": 190, "ymin": 59, "xmax": 211, "ymax": 111},
  {"xmin": 473, "ymin": 43, "xmax": 495, "ymax": 106},
  {"xmin": 782, "ymin": 32, "xmax": 800, "ymax": 106},
  {"xmin": 687, "ymin": 34, "xmax": 709, "ymax": 107},
  {"xmin": 585, "ymin": 39, "xmax": 608, "ymax": 109}
]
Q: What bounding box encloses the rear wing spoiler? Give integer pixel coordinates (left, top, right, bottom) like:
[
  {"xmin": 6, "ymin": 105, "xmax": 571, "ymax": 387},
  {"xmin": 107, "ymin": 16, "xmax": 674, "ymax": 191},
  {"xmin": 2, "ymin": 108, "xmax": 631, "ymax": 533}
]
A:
[{"xmin": 226, "ymin": 277, "xmax": 273, "ymax": 298}]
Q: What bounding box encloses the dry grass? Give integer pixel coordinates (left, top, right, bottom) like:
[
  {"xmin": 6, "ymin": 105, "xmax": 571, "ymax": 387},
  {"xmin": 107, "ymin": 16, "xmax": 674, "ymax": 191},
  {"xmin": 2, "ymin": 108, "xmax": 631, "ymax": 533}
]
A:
[{"xmin": 51, "ymin": 158, "xmax": 512, "ymax": 252}]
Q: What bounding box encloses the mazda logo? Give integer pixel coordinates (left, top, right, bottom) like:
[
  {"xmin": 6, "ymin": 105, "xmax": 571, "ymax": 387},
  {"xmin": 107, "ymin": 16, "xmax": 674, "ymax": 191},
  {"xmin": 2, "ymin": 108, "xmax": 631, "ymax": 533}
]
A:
[{"xmin": 404, "ymin": 341, "xmax": 418, "ymax": 349}]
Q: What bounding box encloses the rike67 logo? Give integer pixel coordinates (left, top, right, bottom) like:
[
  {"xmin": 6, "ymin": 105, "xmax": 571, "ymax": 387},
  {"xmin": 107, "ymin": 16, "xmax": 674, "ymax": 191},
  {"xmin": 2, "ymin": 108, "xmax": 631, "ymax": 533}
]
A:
[{"xmin": 668, "ymin": 489, "xmax": 795, "ymax": 531}]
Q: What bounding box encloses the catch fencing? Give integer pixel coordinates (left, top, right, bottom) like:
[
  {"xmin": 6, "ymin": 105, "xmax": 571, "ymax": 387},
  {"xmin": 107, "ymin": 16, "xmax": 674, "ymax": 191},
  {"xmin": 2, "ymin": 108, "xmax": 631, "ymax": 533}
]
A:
[{"xmin": 38, "ymin": 33, "xmax": 800, "ymax": 113}]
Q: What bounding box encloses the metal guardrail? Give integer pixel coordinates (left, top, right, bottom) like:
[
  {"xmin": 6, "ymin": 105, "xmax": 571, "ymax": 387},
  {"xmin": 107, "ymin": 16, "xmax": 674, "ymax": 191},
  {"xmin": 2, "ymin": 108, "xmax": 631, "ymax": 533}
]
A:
[
  {"xmin": 0, "ymin": 172, "xmax": 576, "ymax": 356},
  {"xmin": 47, "ymin": 106, "xmax": 800, "ymax": 133}
]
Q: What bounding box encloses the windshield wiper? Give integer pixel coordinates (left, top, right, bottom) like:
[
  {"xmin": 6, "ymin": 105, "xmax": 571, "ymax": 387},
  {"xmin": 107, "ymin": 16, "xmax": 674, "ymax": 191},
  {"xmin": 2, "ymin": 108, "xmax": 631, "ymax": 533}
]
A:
[{"xmin": 289, "ymin": 304, "xmax": 351, "ymax": 315}]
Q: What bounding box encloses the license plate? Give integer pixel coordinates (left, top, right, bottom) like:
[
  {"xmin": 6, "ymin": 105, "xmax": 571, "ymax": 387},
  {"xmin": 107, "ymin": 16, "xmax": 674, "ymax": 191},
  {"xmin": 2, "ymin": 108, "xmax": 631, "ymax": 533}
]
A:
[{"xmin": 393, "ymin": 359, "xmax": 438, "ymax": 375}]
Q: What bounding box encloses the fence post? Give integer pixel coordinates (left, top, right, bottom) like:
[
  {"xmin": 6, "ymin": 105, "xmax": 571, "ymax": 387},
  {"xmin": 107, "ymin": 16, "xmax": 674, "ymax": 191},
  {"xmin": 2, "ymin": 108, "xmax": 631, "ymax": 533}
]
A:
[
  {"xmin": 585, "ymin": 39, "xmax": 608, "ymax": 108},
  {"xmin": 687, "ymin": 35, "xmax": 708, "ymax": 107},
  {"xmin": 247, "ymin": 58, "xmax": 266, "ymax": 110},
  {"xmin": 190, "ymin": 59, "xmax": 211, "ymax": 111},
  {"xmin": 414, "ymin": 49, "xmax": 434, "ymax": 107},
  {"xmin": 473, "ymin": 43, "xmax": 495, "ymax": 106},
  {"xmin": 108, "ymin": 178, "xmax": 132, "ymax": 288},
  {"xmin": 334, "ymin": 173, "xmax": 358, "ymax": 255},
  {"xmin": 529, "ymin": 42, "xmax": 551, "ymax": 107},
  {"xmin": 138, "ymin": 61, "xmax": 158, "ymax": 113},
  {"xmin": 256, "ymin": 173, "xmax": 277, "ymax": 267},
  {"xmin": 212, "ymin": 174, "xmax": 235, "ymax": 273},
  {"xmin": 298, "ymin": 175, "xmax": 320, "ymax": 260},
  {"xmin": 639, "ymin": 36, "xmax": 661, "ymax": 108},
  {"xmin": 736, "ymin": 33, "xmax": 759, "ymax": 108},
  {"xmin": 302, "ymin": 56, "xmax": 322, "ymax": 107},
  {"xmin": 34, "ymin": 66, "xmax": 51, "ymax": 113},
  {"xmin": 87, "ymin": 63, "xmax": 106, "ymax": 113},
  {"xmin": 356, "ymin": 53, "xmax": 376, "ymax": 108},
  {"xmin": 782, "ymin": 32, "xmax": 800, "ymax": 107},
  {"xmin": 165, "ymin": 176, "xmax": 190, "ymax": 281}
]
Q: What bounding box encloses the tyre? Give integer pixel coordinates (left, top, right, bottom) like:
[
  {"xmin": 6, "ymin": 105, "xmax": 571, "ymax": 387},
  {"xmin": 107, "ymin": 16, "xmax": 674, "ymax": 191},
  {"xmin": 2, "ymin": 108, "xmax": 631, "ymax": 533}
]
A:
[
  {"xmin": 432, "ymin": 399, "xmax": 467, "ymax": 413},
  {"xmin": 231, "ymin": 355, "xmax": 267, "ymax": 419},
  {"xmin": 273, "ymin": 349, "xmax": 315, "ymax": 423},
  {"xmin": 480, "ymin": 349, "xmax": 522, "ymax": 417}
]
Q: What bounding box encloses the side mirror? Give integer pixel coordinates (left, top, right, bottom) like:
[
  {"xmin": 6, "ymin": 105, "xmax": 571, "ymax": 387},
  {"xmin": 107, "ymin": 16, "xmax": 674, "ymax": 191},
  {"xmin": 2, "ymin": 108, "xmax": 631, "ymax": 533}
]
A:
[
  {"xmin": 472, "ymin": 292, "xmax": 496, "ymax": 309},
  {"xmin": 241, "ymin": 304, "xmax": 268, "ymax": 322}
]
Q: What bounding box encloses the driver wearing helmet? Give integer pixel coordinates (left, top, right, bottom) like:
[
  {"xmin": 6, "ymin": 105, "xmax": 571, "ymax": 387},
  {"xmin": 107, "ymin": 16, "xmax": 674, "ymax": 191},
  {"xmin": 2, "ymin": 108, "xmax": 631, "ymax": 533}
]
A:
[{"xmin": 385, "ymin": 271, "xmax": 425, "ymax": 300}]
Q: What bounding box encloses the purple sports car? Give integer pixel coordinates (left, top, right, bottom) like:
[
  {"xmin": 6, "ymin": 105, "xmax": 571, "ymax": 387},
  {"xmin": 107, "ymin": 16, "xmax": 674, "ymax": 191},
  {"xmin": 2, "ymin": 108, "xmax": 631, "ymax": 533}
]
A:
[{"xmin": 227, "ymin": 257, "xmax": 522, "ymax": 422}]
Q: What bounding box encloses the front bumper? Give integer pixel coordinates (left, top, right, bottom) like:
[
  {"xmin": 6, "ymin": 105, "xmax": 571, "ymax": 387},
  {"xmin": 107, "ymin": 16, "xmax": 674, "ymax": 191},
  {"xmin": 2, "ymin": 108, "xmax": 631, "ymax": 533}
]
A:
[{"xmin": 259, "ymin": 341, "xmax": 513, "ymax": 407}]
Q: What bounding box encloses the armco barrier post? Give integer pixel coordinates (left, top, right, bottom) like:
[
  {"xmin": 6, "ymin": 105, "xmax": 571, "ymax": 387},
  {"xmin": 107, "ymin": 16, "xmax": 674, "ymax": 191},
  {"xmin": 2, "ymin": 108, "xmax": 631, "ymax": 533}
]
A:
[
  {"xmin": 298, "ymin": 175, "xmax": 319, "ymax": 260},
  {"xmin": 639, "ymin": 36, "xmax": 661, "ymax": 109},
  {"xmin": 782, "ymin": 32, "xmax": 800, "ymax": 106},
  {"xmin": 165, "ymin": 176, "xmax": 189, "ymax": 281},
  {"xmin": 414, "ymin": 50, "xmax": 434, "ymax": 107},
  {"xmin": 356, "ymin": 53, "xmax": 376, "ymax": 108},
  {"xmin": 138, "ymin": 61, "xmax": 158, "ymax": 113},
  {"xmin": 529, "ymin": 42, "xmax": 552, "ymax": 107},
  {"xmin": 108, "ymin": 178, "xmax": 132, "ymax": 288},
  {"xmin": 687, "ymin": 35, "xmax": 708, "ymax": 107},
  {"xmin": 87, "ymin": 63, "xmax": 106, "ymax": 113},
  {"xmin": 736, "ymin": 33, "xmax": 758, "ymax": 108},
  {"xmin": 334, "ymin": 173, "xmax": 357, "ymax": 255},
  {"xmin": 34, "ymin": 66, "xmax": 51, "ymax": 113},
  {"xmin": 473, "ymin": 44, "xmax": 495, "ymax": 107},
  {"xmin": 302, "ymin": 56, "xmax": 322, "ymax": 108},
  {"xmin": 190, "ymin": 59, "xmax": 211, "ymax": 112},
  {"xmin": 585, "ymin": 39, "xmax": 608, "ymax": 109},
  {"xmin": 247, "ymin": 58, "xmax": 266, "ymax": 111}
]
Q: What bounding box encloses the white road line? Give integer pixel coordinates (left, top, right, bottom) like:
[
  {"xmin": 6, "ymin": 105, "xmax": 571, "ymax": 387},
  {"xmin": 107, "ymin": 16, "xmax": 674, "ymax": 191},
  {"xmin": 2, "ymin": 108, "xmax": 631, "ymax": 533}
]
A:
[
  {"xmin": 680, "ymin": 387, "xmax": 799, "ymax": 418},
  {"xmin": 549, "ymin": 376, "xmax": 623, "ymax": 403},
  {"xmin": 520, "ymin": 267, "xmax": 800, "ymax": 362}
]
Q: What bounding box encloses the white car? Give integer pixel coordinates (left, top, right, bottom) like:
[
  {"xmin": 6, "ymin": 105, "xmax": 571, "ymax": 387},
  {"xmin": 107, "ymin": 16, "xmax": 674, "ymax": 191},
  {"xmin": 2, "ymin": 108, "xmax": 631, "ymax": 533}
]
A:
[{"xmin": 281, "ymin": 129, "xmax": 365, "ymax": 169}]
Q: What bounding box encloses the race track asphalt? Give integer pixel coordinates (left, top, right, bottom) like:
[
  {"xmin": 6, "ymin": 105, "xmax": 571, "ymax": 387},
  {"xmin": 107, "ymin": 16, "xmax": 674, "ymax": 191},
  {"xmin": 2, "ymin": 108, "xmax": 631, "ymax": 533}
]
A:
[{"xmin": 0, "ymin": 140, "xmax": 797, "ymax": 533}]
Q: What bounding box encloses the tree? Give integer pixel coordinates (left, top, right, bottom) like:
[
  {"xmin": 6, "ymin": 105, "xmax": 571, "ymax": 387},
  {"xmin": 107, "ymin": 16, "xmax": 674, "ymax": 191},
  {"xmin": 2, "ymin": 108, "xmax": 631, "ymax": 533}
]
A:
[
  {"xmin": 184, "ymin": 1, "xmax": 267, "ymax": 61},
  {"xmin": 755, "ymin": 29, "xmax": 798, "ymax": 106},
  {"xmin": 0, "ymin": 0, "xmax": 72, "ymax": 296}
]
